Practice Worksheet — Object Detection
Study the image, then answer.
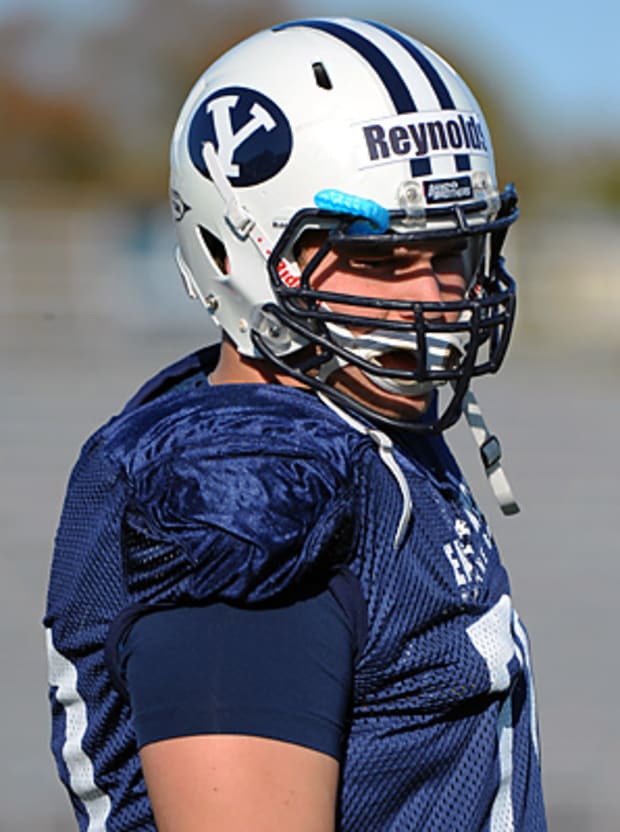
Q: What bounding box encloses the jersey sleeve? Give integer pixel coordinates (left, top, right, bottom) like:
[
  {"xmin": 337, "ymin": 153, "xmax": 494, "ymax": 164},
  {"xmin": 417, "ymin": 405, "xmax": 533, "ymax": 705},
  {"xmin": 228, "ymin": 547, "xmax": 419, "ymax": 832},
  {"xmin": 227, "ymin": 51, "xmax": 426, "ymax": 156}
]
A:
[
  {"xmin": 121, "ymin": 404, "xmax": 358, "ymax": 607},
  {"xmin": 119, "ymin": 584, "xmax": 356, "ymax": 760}
]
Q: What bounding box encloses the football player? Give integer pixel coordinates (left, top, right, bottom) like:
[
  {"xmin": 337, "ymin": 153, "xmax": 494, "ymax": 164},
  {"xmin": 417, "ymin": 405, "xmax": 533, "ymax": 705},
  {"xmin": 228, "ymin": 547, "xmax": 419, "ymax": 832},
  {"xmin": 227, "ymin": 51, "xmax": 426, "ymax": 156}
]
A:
[{"xmin": 45, "ymin": 18, "xmax": 546, "ymax": 830}]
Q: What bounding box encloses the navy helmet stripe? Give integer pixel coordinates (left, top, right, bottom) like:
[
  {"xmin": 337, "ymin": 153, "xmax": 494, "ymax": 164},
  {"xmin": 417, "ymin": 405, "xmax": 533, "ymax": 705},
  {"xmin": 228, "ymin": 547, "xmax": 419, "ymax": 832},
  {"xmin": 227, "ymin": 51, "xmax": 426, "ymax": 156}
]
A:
[
  {"xmin": 364, "ymin": 20, "xmax": 455, "ymax": 110},
  {"xmin": 274, "ymin": 20, "xmax": 418, "ymax": 115},
  {"xmin": 365, "ymin": 20, "xmax": 471, "ymax": 171}
]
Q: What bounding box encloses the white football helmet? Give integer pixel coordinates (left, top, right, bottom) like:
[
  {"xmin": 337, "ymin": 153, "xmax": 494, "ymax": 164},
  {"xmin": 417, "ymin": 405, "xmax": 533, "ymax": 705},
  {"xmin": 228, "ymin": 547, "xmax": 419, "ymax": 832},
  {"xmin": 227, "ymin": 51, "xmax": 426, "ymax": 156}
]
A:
[{"xmin": 170, "ymin": 17, "xmax": 518, "ymax": 435}]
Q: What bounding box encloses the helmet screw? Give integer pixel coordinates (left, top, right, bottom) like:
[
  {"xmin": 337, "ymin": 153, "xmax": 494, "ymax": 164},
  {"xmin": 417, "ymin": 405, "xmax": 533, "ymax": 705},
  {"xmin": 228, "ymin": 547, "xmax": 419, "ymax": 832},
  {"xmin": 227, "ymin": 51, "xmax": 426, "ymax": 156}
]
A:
[
  {"xmin": 398, "ymin": 180, "xmax": 423, "ymax": 210},
  {"xmin": 205, "ymin": 293, "xmax": 219, "ymax": 313},
  {"xmin": 269, "ymin": 324, "xmax": 282, "ymax": 338},
  {"xmin": 239, "ymin": 318, "xmax": 249, "ymax": 333},
  {"xmin": 472, "ymin": 171, "xmax": 491, "ymax": 192}
]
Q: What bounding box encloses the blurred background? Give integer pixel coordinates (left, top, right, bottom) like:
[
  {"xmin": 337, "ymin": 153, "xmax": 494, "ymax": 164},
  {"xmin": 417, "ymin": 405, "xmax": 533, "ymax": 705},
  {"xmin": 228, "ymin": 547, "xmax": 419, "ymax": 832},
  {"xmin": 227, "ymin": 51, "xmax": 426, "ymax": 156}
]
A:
[{"xmin": 1, "ymin": 0, "xmax": 618, "ymax": 829}]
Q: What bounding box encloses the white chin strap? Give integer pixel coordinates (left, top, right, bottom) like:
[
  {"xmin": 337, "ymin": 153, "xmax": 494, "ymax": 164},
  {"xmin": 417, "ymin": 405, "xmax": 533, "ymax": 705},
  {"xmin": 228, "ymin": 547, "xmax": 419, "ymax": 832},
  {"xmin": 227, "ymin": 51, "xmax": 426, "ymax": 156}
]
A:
[{"xmin": 317, "ymin": 320, "xmax": 469, "ymax": 397}]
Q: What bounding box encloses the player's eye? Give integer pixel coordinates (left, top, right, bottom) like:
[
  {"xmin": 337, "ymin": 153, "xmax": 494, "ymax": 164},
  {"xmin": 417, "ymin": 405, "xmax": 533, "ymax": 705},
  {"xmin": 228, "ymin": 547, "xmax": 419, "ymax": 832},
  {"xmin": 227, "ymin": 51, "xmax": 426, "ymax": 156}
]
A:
[
  {"xmin": 432, "ymin": 251, "xmax": 462, "ymax": 267},
  {"xmin": 347, "ymin": 255, "xmax": 400, "ymax": 272},
  {"xmin": 431, "ymin": 244, "xmax": 467, "ymax": 272}
]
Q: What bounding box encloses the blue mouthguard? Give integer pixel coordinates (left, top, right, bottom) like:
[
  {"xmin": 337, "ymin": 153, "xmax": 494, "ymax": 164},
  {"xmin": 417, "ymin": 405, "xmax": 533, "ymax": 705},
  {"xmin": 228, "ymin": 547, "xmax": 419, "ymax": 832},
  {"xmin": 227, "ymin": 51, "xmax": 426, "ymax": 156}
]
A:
[{"xmin": 314, "ymin": 189, "xmax": 390, "ymax": 235}]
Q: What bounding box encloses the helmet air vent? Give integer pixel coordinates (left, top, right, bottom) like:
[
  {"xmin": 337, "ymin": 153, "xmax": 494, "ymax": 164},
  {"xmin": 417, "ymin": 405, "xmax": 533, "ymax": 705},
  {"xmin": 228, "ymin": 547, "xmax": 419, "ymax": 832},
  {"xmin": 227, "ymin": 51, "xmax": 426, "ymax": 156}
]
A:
[{"xmin": 312, "ymin": 62, "xmax": 333, "ymax": 90}]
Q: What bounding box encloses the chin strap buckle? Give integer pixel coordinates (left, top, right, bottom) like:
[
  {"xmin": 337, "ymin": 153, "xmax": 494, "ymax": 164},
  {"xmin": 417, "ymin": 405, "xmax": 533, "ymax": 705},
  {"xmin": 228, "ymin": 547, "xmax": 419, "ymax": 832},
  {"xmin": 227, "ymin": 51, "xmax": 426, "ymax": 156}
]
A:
[
  {"xmin": 461, "ymin": 388, "xmax": 520, "ymax": 516},
  {"xmin": 480, "ymin": 435, "xmax": 502, "ymax": 470}
]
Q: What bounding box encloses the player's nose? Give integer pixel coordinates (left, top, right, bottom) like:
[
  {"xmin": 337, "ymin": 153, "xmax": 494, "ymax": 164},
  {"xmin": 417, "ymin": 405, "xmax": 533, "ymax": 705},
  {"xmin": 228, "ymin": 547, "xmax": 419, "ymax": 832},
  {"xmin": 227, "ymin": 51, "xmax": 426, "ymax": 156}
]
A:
[{"xmin": 387, "ymin": 252, "xmax": 445, "ymax": 318}]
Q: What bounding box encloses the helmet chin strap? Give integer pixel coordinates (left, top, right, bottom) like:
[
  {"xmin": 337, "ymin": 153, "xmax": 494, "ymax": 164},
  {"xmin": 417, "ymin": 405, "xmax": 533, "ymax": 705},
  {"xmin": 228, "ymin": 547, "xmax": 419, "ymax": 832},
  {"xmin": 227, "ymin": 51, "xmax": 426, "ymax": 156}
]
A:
[{"xmin": 317, "ymin": 319, "xmax": 468, "ymax": 398}]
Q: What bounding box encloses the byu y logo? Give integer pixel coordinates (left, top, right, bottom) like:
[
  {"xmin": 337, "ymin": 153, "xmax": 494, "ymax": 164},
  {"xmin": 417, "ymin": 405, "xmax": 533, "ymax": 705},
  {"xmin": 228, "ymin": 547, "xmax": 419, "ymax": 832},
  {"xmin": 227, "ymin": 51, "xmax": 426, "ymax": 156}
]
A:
[{"xmin": 188, "ymin": 87, "xmax": 292, "ymax": 187}]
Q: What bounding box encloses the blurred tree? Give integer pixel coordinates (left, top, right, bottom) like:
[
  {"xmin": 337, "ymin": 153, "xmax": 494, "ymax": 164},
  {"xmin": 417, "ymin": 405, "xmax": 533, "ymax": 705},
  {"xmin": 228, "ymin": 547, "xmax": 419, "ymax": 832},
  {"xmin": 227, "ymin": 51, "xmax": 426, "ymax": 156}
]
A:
[
  {"xmin": 0, "ymin": 75, "xmax": 115, "ymax": 186},
  {"xmin": 72, "ymin": 0, "xmax": 291, "ymax": 199},
  {"xmin": 578, "ymin": 148, "xmax": 620, "ymax": 212},
  {"xmin": 0, "ymin": 0, "xmax": 289, "ymax": 199}
]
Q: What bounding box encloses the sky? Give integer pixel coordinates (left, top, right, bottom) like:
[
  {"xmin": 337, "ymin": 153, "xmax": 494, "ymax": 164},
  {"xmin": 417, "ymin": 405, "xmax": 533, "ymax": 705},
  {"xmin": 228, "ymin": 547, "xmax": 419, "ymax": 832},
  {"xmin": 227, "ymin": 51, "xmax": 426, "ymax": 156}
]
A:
[
  {"xmin": 293, "ymin": 0, "xmax": 620, "ymax": 139},
  {"xmin": 0, "ymin": 0, "xmax": 618, "ymax": 140}
]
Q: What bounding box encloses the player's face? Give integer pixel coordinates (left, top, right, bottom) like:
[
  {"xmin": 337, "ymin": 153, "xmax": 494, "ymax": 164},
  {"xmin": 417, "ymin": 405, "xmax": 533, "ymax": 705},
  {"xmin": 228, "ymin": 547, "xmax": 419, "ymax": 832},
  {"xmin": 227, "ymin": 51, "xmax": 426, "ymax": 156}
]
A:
[{"xmin": 297, "ymin": 231, "xmax": 468, "ymax": 420}]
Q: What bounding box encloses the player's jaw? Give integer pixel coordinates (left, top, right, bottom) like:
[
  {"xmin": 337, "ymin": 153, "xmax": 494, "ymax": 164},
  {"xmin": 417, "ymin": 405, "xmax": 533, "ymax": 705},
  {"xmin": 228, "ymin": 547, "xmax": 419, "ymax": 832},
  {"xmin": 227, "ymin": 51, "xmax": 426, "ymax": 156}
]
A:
[{"xmin": 325, "ymin": 353, "xmax": 434, "ymax": 421}]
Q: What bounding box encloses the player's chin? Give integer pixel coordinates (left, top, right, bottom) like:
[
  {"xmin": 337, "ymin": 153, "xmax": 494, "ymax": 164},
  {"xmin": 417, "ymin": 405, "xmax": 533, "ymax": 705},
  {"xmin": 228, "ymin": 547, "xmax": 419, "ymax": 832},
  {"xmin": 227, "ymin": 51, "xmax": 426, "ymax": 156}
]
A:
[{"xmin": 327, "ymin": 365, "xmax": 432, "ymax": 421}]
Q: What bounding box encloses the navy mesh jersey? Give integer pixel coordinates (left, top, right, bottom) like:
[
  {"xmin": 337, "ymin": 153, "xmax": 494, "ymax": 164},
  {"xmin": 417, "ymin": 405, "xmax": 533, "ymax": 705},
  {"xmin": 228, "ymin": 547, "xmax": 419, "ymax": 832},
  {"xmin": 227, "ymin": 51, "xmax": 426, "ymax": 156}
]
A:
[{"xmin": 45, "ymin": 348, "xmax": 546, "ymax": 830}]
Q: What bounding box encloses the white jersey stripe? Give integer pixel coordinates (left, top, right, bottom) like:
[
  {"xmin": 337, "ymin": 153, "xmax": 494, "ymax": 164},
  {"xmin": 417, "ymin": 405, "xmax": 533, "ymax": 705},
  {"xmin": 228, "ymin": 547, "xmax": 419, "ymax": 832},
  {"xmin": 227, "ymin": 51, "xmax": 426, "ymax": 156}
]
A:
[
  {"xmin": 466, "ymin": 594, "xmax": 515, "ymax": 692},
  {"xmin": 490, "ymin": 694, "xmax": 515, "ymax": 832},
  {"xmin": 466, "ymin": 595, "xmax": 517, "ymax": 830},
  {"xmin": 513, "ymin": 613, "xmax": 541, "ymax": 759},
  {"xmin": 46, "ymin": 628, "xmax": 112, "ymax": 831}
]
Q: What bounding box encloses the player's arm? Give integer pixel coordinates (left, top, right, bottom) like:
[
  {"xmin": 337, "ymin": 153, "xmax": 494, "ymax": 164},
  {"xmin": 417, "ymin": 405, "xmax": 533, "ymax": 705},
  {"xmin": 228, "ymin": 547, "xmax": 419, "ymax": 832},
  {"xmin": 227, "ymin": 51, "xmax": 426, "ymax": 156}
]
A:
[
  {"xmin": 117, "ymin": 592, "xmax": 357, "ymax": 831},
  {"xmin": 140, "ymin": 733, "xmax": 339, "ymax": 831}
]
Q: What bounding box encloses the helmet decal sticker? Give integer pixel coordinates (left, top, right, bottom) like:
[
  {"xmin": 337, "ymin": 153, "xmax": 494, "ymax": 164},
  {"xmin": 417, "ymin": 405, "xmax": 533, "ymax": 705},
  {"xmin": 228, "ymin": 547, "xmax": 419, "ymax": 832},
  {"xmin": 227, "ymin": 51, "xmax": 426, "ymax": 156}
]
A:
[
  {"xmin": 357, "ymin": 109, "xmax": 488, "ymax": 173},
  {"xmin": 424, "ymin": 176, "xmax": 473, "ymax": 204},
  {"xmin": 188, "ymin": 86, "xmax": 292, "ymax": 187}
]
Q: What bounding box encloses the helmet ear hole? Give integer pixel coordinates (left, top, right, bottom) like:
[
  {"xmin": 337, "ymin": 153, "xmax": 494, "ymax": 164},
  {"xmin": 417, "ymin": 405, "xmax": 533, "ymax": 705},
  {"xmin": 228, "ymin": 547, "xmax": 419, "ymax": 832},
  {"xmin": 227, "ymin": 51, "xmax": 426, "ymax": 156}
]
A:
[{"xmin": 198, "ymin": 225, "xmax": 228, "ymax": 275}]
